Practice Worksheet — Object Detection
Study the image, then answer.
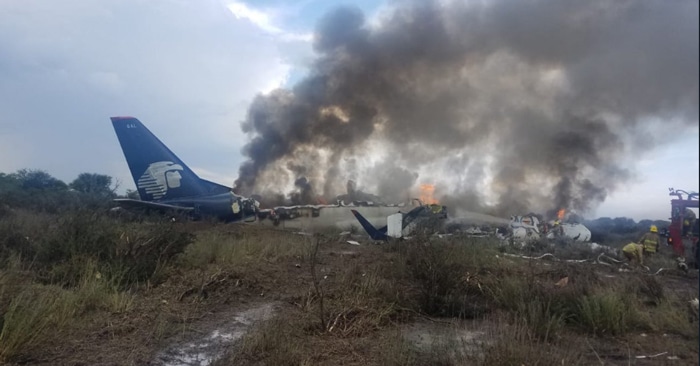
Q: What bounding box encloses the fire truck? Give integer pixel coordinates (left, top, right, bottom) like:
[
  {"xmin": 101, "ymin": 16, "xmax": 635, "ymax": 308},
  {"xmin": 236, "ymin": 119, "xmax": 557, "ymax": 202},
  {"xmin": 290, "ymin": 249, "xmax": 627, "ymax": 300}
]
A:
[{"xmin": 667, "ymin": 188, "xmax": 699, "ymax": 263}]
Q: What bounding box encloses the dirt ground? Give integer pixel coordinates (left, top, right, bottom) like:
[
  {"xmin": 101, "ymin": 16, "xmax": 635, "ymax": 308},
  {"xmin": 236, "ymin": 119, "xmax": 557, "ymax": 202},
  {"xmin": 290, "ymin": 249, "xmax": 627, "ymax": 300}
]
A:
[{"xmin": 6, "ymin": 223, "xmax": 699, "ymax": 366}]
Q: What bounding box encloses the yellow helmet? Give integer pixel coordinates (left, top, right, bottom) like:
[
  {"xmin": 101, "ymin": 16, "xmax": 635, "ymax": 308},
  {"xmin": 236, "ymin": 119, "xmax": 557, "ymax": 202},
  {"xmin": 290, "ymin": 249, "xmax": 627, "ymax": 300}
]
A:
[{"xmin": 650, "ymin": 225, "xmax": 658, "ymax": 233}]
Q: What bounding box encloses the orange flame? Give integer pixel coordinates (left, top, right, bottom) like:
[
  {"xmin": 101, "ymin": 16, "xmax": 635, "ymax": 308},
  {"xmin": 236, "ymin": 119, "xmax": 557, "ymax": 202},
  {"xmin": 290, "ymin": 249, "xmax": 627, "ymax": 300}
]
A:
[
  {"xmin": 557, "ymin": 208, "xmax": 566, "ymax": 220},
  {"xmin": 420, "ymin": 184, "xmax": 438, "ymax": 205}
]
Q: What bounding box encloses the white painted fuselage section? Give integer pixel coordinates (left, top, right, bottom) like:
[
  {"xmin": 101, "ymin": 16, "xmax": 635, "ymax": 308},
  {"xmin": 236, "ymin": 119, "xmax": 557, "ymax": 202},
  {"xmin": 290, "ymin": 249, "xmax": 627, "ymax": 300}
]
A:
[{"xmin": 254, "ymin": 205, "xmax": 405, "ymax": 232}]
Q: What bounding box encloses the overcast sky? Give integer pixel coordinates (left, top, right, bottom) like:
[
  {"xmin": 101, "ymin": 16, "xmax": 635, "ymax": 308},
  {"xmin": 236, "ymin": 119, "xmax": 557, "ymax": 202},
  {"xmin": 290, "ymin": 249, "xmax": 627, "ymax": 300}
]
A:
[{"xmin": 0, "ymin": 0, "xmax": 697, "ymax": 221}]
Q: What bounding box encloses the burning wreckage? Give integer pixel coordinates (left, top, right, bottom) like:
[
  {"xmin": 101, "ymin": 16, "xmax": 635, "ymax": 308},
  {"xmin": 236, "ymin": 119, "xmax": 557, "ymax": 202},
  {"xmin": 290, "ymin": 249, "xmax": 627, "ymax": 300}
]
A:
[
  {"xmin": 109, "ymin": 116, "xmax": 449, "ymax": 236},
  {"xmin": 110, "ymin": 116, "xmax": 594, "ymax": 243},
  {"xmin": 509, "ymin": 210, "xmax": 592, "ymax": 243},
  {"xmin": 253, "ymin": 181, "xmax": 450, "ymax": 239},
  {"xmin": 220, "ymin": 179, "xmax": 593, "ymax": 245}
]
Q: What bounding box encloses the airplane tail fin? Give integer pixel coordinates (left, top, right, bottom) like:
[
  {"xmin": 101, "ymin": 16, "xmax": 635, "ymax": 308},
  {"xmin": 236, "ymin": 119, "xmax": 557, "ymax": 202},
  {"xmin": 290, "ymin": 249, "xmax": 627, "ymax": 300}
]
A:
[
  {"xmin": 111, "ymin": 117, "xmax": 230, "ymax": 201},
  {"xmin": 351, "ymin": 210, "xmax": 387, "ymax": 240}
]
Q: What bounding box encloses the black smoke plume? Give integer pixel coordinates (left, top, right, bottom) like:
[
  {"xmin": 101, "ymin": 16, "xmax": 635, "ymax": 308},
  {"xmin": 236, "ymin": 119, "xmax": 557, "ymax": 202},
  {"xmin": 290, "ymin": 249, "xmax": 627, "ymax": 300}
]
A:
[{"xmin": 234, "ymin": 0, "xmax": 698, "ymax": 215}]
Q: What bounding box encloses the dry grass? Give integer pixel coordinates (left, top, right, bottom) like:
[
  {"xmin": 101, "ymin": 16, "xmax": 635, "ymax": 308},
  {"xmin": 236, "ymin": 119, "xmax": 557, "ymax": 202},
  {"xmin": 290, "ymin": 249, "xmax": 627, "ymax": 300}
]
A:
[
  {"xmin": 178, "ymin": 228, "xmax": 310, "ymax": 269},
  {"xmin": 0, "ymin": 209, "xmax": 697, "ymax": 365},
  {"xmin": 479, "ymin": 315, "xmax": 585, "ymax": 366},
  {"xmin": 319, "ymin": 265, "xmax": 404, "ymax": 337},
  {"xmin": 395, "ymin": 237, "xmax": 500, "ymax": 318},
  {"xmin": 647, "ymin": 299, "xmax": 699, "ymax": 338},
  {"xmin": 378, "ymin": 331, "xmax": 422, "ymax": 366},
  {"xmin": 222, "ymin": 315, "xmax": 308, "ymax": 366},
  {"xmin": 0, "ymin": 285, "xmax": 76, "ymax": 361},
  {"xmin": 0, "ymin": 209, "xmax": 172, "ymax": 362},
  {"xmin": 0, "ymin": 259, "xmax": 134, "ymax": 362}
]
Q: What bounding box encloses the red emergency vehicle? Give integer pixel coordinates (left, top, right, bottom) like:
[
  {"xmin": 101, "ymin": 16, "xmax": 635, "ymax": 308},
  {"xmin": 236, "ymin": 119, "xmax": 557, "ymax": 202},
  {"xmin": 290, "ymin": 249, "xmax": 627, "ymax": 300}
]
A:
[{"xmin": 667, "ymin": 188, "xmax": 699, "ymax": 262}]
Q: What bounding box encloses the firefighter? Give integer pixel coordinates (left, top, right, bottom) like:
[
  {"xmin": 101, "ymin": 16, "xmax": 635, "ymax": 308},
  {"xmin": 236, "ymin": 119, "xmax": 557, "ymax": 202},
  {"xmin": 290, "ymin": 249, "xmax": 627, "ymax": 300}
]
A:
[
  {"xmin": 638, "ymin": 225, "xmax": 662, "ymax": 255},
  {"xmin": 552, "ymin": 220, "xmax": 564, "ymax": 237},
  {"xmin": 622, "ymin": 242, "xmax": 645, "ymax": 267},
  {"xmin": 683, "ymin": 208, "xmax": 696, "ymax": 238}
]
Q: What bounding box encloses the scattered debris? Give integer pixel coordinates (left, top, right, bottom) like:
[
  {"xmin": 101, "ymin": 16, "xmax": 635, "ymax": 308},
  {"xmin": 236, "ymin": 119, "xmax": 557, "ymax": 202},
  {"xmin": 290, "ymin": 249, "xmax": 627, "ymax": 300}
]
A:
[
  {"xmin": 635, "ymin": 352, "xmax": 668, "ymax": 359},
  {"xmin": 346, "ymin": 240, "xmax": 361, "ymax": 246},
  {"xmin": 597, "ymin": 253, "xmax": 623, "ymax": 264},
  {"xmin": 499, "ymin": 252, "xmax": 683, "ymax": 278},
  {"xmin": 689, "ymin": 298, "xmax": 699, "ymax": 322},
  {"xmin": 586, "ymin": 242, "xmax": 617, "ymax": 255},
  {"xmin": 677, "ymin": 257, "xmax": 689, "ymax": 273},
  {"xmin": 500, "ymin": 252, "xmax": 589, "ymax": 263}
]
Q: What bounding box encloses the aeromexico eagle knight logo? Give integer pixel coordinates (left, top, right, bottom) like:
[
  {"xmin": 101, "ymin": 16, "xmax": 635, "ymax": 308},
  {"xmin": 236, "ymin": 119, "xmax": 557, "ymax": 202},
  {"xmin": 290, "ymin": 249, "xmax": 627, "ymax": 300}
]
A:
[{"xmin": 137, "ymin": 161, "xmax": 183, "ymax": 199}]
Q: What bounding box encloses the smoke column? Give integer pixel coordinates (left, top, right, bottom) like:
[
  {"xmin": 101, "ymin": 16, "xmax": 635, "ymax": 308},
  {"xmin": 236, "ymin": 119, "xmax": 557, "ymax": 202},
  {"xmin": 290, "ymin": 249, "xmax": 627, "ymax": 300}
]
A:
[{"xmin": 234, "ymin": 0, "xmax": 698, "ymax": 216}]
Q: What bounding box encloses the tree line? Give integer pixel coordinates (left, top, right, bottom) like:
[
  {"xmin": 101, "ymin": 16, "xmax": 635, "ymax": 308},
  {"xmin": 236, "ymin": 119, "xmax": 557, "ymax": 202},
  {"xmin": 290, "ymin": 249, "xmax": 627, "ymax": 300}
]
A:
[
  {"xmin": 583, "ymin": 216, "xmax": 671, "ymax": 243},
  {"xmin": 0, "ymin": 169, "xmax": 137, "ymax": 214}
]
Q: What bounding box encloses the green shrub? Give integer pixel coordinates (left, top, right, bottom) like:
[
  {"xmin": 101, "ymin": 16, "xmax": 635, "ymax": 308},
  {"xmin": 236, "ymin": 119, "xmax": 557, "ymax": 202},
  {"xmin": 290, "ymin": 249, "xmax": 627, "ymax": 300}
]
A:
[
  {"xmin": 487, "ymin": 275, "xmax": 529, "ymax": 312},
  {"xmin": 518, "ymin": 299, "xmax": 567, "ymax": 342},
  {"xmin": 0, "ymin": 208, "xmax": 193, "ymax": 287},
  {"xmin": 400, "ymin": 238, "xmax": 498, "ymax": 318},
  {"xmin": 404, "ymin": 240, "xmax": 465, "ymax": 316},
  {"xmin": 111, "ymin": 223, "xmax": 194, "ymax": 285},
  {"xmin": 628, "ymin": 276, "xmax": 665, "ymax": 305},
  {"xmin": 575, "ymin": 293, "xmax": 632, "ymax": 336}
]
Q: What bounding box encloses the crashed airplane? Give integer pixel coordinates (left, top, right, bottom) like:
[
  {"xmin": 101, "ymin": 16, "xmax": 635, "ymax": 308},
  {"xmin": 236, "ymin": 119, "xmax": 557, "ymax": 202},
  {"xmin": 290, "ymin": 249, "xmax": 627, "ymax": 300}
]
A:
[
  {"xmin": 110, "ymin": 117, "xmax": 438, "ymax": 232},
  {"xmin": 111, "ymin": 117, "xmax": 592, "ymax": 241}
]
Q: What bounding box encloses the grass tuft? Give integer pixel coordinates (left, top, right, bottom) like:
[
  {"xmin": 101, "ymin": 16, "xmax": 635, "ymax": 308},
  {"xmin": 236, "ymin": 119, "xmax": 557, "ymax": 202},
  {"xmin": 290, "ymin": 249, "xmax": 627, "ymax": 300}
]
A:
[
  {"xmin": 220, "ymin": 315, "xmax": 307, "ymax": 366},
  {"xmin": 575, "ymin": 292, "xmax": 632, "ymax": 336},
  {"xmin": 0, "ymin": 259, "xmax": 133, "ymax": 361},
  {"xmin": 0, "ymin": 285, "xmax": 76, "ymax": 361},
  {"xmin": 480, "ymin": 315, "xmax": 585, "ymax": 366}
]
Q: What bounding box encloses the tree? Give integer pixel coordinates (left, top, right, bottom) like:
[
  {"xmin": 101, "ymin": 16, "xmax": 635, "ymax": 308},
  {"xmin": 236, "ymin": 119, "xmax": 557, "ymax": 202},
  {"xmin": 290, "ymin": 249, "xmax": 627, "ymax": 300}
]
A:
[
  {"xmin": 13, "ymin": 169, "xmax": 67, "ymax": 190},
  {"xmin": 612, "ymin": 217, "xmax": 637, "ymax": 234},
  {"xmin": 0, "ymin": 173, "xmax": 20, "ymax": 193},
  {"xmin": 638, "ymin": 219, "xmax": 653, "ymax": 231},
  {"xmin": 1, "ymin": 169, "xmax": 71, "ymax": 212},
  {"xmin": 69, "ymin": 173, "xmax": 116, "ymax": 198},
  {"xmin": 0, "ymin": 173, "xmax": 21, "ymax": 211}
]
